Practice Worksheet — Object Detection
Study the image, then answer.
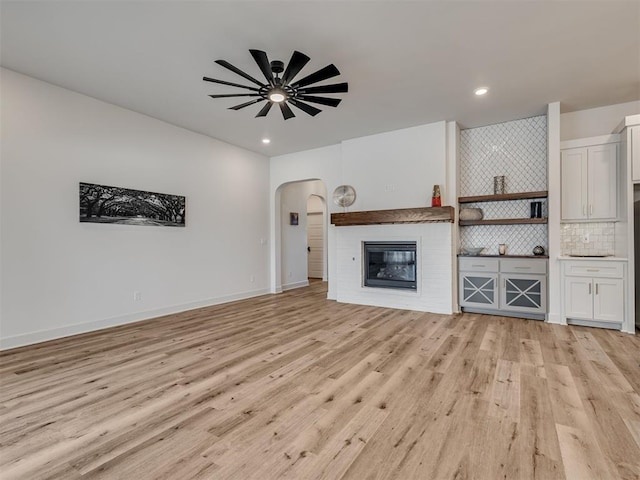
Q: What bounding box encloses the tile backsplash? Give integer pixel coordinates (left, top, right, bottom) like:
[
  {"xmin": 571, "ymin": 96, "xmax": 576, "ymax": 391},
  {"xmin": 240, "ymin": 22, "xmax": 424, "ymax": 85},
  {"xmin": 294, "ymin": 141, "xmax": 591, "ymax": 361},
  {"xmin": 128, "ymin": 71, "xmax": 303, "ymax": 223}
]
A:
[
  {"xmin": 460, "ymin": 115, "xmax": 547, "ymax": 196},
  {"xmin": 561, "ymin": 222, "xmax": 615, "ymax": 256},
  {"xmin": 459, "ymin": 115, "xmax": 548, "ymax": 255},
  {"xmin": 460, "ymin": 223, "xmax": 547, "ymax": 256}
]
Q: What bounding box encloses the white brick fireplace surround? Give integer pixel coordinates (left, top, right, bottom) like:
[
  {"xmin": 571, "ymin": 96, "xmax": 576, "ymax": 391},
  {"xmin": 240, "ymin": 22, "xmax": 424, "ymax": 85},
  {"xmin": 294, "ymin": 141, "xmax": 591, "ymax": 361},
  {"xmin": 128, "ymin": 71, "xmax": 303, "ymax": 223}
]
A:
[{"xmin": 335, "ymin": 222, "xmax": 454, "ymax": 314}]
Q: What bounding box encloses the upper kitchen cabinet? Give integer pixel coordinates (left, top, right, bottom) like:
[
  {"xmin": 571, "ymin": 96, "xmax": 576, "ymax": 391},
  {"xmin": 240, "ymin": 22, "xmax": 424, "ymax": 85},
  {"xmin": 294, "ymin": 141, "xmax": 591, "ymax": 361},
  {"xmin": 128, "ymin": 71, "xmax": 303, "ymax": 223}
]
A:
[
  {"xmin": 561, "ymin": 137, "xmax": 618, "ymax": 222},
  {"xmin": 615, "ymin": 115, "xmax": 640, "ymax": 183},
  {"xmin": 633, "ymin": 126, "xmax": 640, "ymax": 183}
]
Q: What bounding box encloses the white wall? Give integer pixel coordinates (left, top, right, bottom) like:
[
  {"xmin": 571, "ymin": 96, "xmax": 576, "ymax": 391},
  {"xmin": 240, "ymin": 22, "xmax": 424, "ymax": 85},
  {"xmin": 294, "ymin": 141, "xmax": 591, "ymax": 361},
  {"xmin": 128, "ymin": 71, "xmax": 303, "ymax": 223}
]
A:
[
  {"xmin": 547, "ymin": 102, "xmax": 562, "ymax": 325},
  {"xmin": 0, "ymin": 69, "xmax": 270, "ymax": 349},
  {"xmin": 561, "ymin": 101, "xmax": 640, "ymax": 140},
  {"xmin": 269, "ymin": 144, "xmax": 341, "ymax": 295},
  {"xmin": 279, "ymin": 180, "xmax": 325, "ymax": 290},
  {"xmin": 341, "ymin": 123, "xmax": 447, "ymax": 211},
  {"xmin": 270, "ymin": 121, "xmax": 450, "ymax": 301}
]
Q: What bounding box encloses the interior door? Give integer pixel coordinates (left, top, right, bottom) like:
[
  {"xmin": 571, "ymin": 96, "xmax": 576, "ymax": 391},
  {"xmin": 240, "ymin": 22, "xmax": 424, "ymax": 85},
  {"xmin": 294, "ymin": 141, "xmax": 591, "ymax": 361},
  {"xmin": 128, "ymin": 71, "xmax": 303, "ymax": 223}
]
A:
[{"xmin": 306, "ymin": 212, "xmax": 324, "ymax": 279}]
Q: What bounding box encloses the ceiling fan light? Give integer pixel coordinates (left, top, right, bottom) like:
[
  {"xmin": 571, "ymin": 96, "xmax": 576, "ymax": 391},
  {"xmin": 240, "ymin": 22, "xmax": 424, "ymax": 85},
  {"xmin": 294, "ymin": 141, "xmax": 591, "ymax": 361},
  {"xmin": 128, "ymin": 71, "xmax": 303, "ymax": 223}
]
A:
[{"xmin": 268, "ymin": 88, "xmax": 287, "ymax": 103}]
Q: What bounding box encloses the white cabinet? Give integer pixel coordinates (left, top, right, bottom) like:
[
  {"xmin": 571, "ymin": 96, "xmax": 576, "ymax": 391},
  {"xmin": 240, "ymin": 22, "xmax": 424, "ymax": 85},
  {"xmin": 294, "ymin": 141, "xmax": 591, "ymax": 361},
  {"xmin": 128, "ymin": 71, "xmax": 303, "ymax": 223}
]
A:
[
  {"xmin": 632, "ymin": 126, "xmax": 640, "ymax": 183},
  {"xmin": 459, "ymin": 257, "xmax": 547, "ymax": 318},
  {"xmin": 617, "ymin": 116, "xmax": 640, "ymax": 183},
  {"xmin": 593, "ymin": 278, "xmax": 624, "ymax": 322},
  {"xmin": 562, "ymin": 260, "xmax": 625, "ymax": 327},
  {"xmin": 564, "ymin": 277, "xmax": 593, "ymax": 318},
  {"xmin": 561, "ymin": 142, "xmax": 617, "ymax": 221}
]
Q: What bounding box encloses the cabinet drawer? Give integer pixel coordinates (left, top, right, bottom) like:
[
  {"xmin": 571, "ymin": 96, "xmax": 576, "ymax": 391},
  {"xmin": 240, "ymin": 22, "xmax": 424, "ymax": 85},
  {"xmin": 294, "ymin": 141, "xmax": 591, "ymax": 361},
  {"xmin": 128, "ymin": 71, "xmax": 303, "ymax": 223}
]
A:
[
  {"xmin": 564, "ymin": 261, "xmax": 623, "ymax": 278},
  {"xmin": 500, "ymin": 259, "xmax": 547, "ymax": 274},
  {"xmin": 459, "ymin": 257, "xmax": 499, "ymax": 272}
]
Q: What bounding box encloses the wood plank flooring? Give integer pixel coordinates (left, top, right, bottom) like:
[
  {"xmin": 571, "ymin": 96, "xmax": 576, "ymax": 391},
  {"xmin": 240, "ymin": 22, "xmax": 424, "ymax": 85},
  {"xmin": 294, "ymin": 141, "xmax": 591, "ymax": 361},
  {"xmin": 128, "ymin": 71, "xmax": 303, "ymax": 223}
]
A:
[{"xmin": 1, "ymin": 280, "xmax": 639, "ymax": 479}]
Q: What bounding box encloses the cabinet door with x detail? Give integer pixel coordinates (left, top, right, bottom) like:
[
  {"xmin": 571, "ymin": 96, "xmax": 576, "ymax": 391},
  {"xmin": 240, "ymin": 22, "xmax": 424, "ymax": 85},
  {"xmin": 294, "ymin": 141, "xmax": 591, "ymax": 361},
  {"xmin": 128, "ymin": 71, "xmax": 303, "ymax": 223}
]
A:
[
  {"xmin": 500, "ymin": 273, "xmax": 546, "ymax": 314},
  {"xmin": 459, "ymin": 273, "xmax": 498, "ymax": 309}
]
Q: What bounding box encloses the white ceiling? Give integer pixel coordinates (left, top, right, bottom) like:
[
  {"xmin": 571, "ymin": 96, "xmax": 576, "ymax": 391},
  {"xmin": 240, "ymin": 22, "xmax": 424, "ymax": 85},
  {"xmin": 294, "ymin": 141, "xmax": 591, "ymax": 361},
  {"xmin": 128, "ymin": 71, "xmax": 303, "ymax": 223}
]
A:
[{"xmin": 1, "ymin": 1, "xmax": 639, "ymax": 156}]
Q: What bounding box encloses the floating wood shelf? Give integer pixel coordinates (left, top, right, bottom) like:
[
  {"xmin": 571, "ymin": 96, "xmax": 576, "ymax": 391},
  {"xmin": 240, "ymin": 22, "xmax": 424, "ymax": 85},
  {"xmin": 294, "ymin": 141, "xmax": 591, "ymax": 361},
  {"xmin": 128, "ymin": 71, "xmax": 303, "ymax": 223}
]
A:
[
  {"xmin": 331, "ymin": 206, "xmax": 454, "ymax": 227},
  {"xmin": 459, "ymin": 218, "xmax": 548, "ymax": 226},
  {"xmin": 458, "ymin": 191, "xmax": 548, "ymax": 204},
  {"xmin": 458, "ymin": 254, "xmax": 549, "ymax": 259}
]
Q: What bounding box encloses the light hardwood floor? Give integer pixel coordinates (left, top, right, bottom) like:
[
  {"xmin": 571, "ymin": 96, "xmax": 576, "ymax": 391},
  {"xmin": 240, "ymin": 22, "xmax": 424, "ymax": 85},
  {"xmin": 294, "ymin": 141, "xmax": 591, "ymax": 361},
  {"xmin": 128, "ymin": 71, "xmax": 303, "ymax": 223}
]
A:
[{"xmin": 1, "ymin": 280, "xmax": 639, "ymax": 479}]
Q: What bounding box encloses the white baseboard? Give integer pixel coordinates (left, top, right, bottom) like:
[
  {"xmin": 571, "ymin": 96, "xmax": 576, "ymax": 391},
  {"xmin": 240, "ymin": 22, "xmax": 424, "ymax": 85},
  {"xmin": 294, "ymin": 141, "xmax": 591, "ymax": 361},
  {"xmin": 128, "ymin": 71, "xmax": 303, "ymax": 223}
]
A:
[
  {"xmin": 545, "ymin": 312, "xmax": 565, "ymax": 325},
  {"xmin": 282, "ymin": 280, "xmax": 309, "ymax": 291},
  {"xmin": 0, "ymin": 287, "xmax": 271, "ymax": 351}
]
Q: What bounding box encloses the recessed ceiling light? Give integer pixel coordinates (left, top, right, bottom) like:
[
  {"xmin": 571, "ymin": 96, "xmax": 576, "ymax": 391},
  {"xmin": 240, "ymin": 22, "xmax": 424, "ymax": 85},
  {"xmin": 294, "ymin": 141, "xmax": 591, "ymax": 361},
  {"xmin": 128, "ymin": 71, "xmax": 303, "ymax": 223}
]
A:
[
  {"xmin": 262, "ymin": 138, "xmax": 271, "ymax": 144},
  {"xmin": 474, "ymin": 87, "xmax": 489, "ymax": 96}
]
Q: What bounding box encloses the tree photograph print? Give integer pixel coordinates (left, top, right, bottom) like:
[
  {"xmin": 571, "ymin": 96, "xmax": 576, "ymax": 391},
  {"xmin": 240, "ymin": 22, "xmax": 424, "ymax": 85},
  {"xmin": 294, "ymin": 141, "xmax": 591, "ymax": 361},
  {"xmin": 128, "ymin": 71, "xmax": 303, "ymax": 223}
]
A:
[{"xmin": 79, "ymin": 183, "xmax": 186, "ymax": 227}]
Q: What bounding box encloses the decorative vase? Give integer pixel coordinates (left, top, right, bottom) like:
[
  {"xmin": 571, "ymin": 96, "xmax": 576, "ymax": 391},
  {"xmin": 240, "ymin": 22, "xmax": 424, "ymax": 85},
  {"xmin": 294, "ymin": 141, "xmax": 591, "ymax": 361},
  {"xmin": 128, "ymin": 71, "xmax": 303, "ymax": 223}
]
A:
[
  {"xmin": 431, "ymin": 185, "xmax": 441, "ymax": 207},
  {"xmin": 459, "ymin": 208, "xmax": 483, "ymax": 221},
  {"xmin": 533, "ymin": 245, "xmax": 545, "ymax": 256},
  {"xmin": 494, "ymin": 176, "xmax": 505, "ymax": 195}
]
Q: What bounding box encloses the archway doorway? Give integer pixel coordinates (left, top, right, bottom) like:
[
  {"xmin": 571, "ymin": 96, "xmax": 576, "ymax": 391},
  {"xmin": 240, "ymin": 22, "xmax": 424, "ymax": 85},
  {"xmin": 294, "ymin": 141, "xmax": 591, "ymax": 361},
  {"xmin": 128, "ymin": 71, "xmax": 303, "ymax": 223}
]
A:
[{"xmin": 273, "ymin": 179, "xmax": 327, "ymax": 292}]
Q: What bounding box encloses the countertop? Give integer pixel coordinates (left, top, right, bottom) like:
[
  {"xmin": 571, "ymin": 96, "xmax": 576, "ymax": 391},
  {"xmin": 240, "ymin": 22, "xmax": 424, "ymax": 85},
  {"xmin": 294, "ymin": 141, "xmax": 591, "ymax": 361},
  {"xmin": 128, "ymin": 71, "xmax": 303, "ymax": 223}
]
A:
[
  {"xmin": 557, "ymin": 255, "xmax": 628, "ymax": 262},
  {"xmin": 457, "ymin": 254, "xmax": 549, "ymax": 259}
]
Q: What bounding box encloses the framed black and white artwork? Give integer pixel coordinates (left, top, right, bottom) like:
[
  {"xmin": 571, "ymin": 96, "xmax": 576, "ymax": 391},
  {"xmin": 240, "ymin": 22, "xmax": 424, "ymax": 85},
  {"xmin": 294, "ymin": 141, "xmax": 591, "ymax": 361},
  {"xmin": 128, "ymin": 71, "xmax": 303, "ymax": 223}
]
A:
[{"xmin": 79, "ymin": 182, "xmax": 186, "ymax": 227}]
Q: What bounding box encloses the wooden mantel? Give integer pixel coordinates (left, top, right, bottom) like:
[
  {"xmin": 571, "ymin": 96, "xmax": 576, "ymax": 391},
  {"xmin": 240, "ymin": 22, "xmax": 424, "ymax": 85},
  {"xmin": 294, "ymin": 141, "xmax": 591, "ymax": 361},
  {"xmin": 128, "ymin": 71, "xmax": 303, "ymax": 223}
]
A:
[{"xmin": 331, "ymin": 206, "xmax": 455, "ymax": 227}]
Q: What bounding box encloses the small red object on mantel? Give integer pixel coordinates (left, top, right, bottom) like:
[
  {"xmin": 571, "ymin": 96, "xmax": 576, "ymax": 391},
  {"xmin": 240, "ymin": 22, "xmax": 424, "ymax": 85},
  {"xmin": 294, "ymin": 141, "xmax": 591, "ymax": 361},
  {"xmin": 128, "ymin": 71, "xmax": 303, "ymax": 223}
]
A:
[{"xmin": 431, "ymin": 185, "xmax": 442, "ymax": 207}]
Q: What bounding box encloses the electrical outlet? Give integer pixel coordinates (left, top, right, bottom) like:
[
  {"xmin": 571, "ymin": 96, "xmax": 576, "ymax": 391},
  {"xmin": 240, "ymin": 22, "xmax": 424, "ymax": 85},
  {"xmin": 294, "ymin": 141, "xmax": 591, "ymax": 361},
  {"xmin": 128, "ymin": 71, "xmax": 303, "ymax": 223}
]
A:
[
  {"xmin": 133, "ymin": 291, "xmax": 142, "ymax": 301},
  {"xmin": 250, "ymin": 274, "xmax": 255, "ymax": 283}
]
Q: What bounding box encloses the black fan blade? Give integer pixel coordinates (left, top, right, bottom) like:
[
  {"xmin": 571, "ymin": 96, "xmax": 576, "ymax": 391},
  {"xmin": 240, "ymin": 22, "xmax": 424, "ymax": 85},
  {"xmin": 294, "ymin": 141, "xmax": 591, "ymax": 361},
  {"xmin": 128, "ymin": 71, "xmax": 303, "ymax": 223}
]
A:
[
  {"xmin": 229, "ymin": 98, "xmax": 265, "ymax": 110},
  {"xmin": 255, "ymin": 102, "xmax": 273, "ymax": 117},
  {"xmin": 208, "ymin": 93, "xmax": 261, "ymax": 98},
  {"xmin": 288, "ymin": 99, "xmax": 322, "ymax": 117},
  {"xmin": 203, "ymin": 77, "xmax": 261, "ymax": 92},
  {"xmin": 279, "ymin": 102, "xmax": 295, "ymax": 120},
  {"xmin": 298, "ymin": 82, "xmax": 348, "ymax": 95},
  {"xmin": 281, "ymin": 51, "xmax": 310, "ymax": 86},
  {"xmin": 298, "ymin": 95, "xmax": 342, "ymax": 107},
  {"xmin": 249, "ymin": 49, "xmax": 275, "ymax": 87},
  {"xmin": 290, "ymin": 64, "xmax": 340, "ymax": 89},
  {"xmin": 214, "ymin": 60, "xmax": 265, "ymax": 87}
]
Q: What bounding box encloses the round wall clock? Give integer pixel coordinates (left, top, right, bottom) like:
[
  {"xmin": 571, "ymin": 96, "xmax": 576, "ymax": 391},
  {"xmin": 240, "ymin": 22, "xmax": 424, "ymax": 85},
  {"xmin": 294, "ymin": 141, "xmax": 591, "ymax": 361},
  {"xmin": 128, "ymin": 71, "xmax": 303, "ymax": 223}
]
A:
[{"xmin": 332, "ymin": 185, "xmax": 356, "ymax": 207}]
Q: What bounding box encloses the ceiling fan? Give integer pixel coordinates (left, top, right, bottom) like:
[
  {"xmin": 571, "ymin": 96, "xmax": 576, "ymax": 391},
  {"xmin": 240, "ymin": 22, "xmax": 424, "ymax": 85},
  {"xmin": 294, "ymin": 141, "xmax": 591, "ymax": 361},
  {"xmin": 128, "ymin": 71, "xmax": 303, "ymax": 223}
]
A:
[{"xmin": 203, "ymin": 49, "xmax": 348, "ymax": 120}]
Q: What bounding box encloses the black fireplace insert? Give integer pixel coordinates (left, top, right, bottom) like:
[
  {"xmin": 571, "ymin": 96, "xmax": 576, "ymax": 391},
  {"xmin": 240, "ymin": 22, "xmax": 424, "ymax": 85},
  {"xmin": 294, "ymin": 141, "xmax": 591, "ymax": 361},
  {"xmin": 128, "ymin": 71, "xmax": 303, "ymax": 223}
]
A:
[{"xmin": 363, "ymin": 241, "xmax": 417, "ymax": 290}]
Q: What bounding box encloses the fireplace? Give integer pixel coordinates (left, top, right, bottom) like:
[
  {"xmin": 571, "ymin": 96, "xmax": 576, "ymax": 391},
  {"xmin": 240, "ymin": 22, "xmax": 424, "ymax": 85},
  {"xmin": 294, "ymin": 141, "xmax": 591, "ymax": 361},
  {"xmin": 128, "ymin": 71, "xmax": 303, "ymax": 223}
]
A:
[{"xmin": 363, "ymin": 241, "xmax": 417, "ymax": 290}]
